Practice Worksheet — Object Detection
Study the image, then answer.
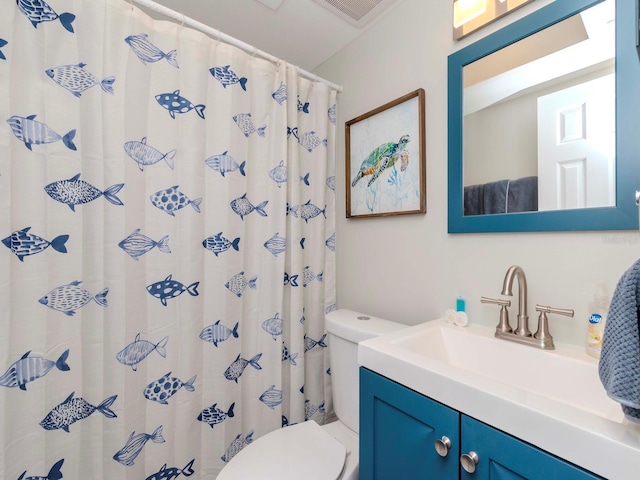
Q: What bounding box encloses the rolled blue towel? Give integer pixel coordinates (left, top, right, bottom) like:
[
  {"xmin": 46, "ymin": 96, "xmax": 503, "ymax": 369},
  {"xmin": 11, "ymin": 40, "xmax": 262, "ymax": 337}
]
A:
[{"xmin": 599, "ymin": 259, "xmax": 640, "ymax": 422}]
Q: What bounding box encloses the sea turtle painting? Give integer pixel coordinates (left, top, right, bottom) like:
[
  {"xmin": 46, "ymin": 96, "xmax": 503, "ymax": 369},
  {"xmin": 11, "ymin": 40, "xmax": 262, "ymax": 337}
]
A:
[{"xmin": 351, "ymin": 134, "xmax": 410, "ymax": 188}]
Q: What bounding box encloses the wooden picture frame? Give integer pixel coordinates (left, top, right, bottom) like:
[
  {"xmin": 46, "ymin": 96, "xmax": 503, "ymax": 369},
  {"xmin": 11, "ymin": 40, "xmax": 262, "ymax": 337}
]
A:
[{"xmin": 346, "ymin": 88, "xmax": 426, "ymax": 218}]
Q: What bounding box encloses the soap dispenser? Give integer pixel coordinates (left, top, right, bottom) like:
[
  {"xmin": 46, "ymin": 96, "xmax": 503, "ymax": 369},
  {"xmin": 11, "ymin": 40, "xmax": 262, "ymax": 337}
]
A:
[{"xmin": 586, "ymin": 282, "xmax": 611, "ymax": 359}]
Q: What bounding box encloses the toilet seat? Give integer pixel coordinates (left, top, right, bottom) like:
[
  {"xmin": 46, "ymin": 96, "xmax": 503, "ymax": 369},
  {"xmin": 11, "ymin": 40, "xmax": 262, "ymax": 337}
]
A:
[{"xmin": 218, "ymin": 421, "xmax": 347, "ymax": 480}]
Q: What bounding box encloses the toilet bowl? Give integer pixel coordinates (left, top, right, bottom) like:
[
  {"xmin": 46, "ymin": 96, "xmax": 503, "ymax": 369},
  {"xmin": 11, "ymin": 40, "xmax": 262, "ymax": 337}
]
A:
[{"xmin": 217, "ymin": 309, "xmax": 407, "ymax": 480}]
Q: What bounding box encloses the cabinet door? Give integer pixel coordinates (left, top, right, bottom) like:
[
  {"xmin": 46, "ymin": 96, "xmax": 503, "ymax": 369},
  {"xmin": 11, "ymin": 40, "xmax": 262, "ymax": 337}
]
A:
[
  {"xmin": 460, "ymin": 415, "xmax": 603, "ymax": 480},
  {"xmin": 360, "ymin": 368, "xmax": 459, "ymax": 480}
]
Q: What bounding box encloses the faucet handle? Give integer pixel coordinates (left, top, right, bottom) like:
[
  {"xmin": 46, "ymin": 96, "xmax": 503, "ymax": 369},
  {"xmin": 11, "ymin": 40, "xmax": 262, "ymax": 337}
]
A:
[
  {"xmin": 535, "ymin": 304, "xmax": 574, "ymax": 318},
  {"xmin": 481, "ymin": 297, "xmax": 512, "ymax": 334},
  {"xmin": 533, "ymin": 304, "xmax": 575, "ymax": 350}
]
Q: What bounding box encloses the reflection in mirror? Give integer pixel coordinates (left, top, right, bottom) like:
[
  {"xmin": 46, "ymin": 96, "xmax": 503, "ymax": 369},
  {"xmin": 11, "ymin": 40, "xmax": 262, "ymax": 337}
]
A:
[{"xmin": 462, "ymin": 0, "xmax": 615, "ymax": 216}]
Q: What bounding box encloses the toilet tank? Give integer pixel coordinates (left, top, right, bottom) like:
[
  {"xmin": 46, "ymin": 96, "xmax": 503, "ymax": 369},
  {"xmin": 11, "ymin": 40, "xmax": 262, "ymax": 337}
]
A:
[{"xmin": 325, "ymin": 309, "xmax": 407, "ymax": 434}]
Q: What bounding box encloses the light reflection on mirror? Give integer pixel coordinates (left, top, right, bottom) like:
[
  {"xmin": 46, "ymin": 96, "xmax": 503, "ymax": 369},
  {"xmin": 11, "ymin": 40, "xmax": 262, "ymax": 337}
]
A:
[{"xmin": 462, "ymin": 0, "xmax": 615, "ymax": 216}]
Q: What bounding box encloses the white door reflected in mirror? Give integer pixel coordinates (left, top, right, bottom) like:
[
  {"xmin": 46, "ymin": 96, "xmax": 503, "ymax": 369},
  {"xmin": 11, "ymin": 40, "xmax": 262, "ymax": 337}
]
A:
[{"xmin": 537, "ymin": 74, "xmax": 615, "ymax": 211}]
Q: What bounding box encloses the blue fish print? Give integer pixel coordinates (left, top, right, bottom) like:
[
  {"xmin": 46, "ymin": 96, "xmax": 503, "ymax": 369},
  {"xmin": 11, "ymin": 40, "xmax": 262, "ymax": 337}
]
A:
[
  {"xmin": 146, "ymin": 459, "xmax": 195, "ymax": 480},
  {"xmin": 325, "ymin": 233, "xmax": 336, "ymax": 252},
  {"xmin": 113, "ymin": 426, "xmax": 165, "ymax": 466},
  {"xmin": 297, "ymin": 96, "xmax": 310, "ymax": 114},
  {"xmin": 199, "ymin": 320, "xmax": 239, "ymax": 347},
  {"xmin": 0, "ymin": 39, "xmax": 7, "ymax": 61},
  {"xmin": 125, "ymin": 33, "xmax": 179, "ymax": 68},
  {"xmin": 17, "ymin": 0, "xmax": 75, "ymax": 33},
  {"xmin": 150, "ymin": 186, "xmax": 201, "ymax": 216},
  {"xmin": 269, "ymin": 160, "xmax": 287, "ymax": 188},
  {"xmin": 144, "ymin": 372, "xmax": 196, "ymax": 405},
  {"xmin": 325, "ymin": 303, "xmax": 337, "ymax": 315},
  {"xmin": 7, "ymin": 115, "xmax": 76, "ymax": 151},
  {"xmin": 17, "ymin": 458, "xmax": 64, "ymax": 480},
  {"xmin": 300, "ymin": 173, "xmax": 310, "ymax": 186},
  {"xmin": 233, "ymin": 113, "xmax": 266, "ymax": 137},
  {"xmin": 328, "ymin": 104, "xmax": 337, "ymax": 125},
  {"xmin": 202, "ymin": 232, "xmax": 240, "ymax": 256},
  {"xmin": 221, "ymin": 431, "xmax": 254, "ymax": 463},
  {"xmin": 286, "ymin": 203, "xmax": 299, "ymax": 217},
  {"xmin": 118, "ymin": 229, "xmax": 170, "ymax": 260},
  {"xmin": 282, "ymin": 343, "xmax": 298, "ymax": 366},
  {"xmin": 124, "ymin": 137, "xmax": 176, "ymax": 171},
  {"xmin": 39, "ymin": 280, "xmax": 108, "ymax": 316},
  {"xmin": 284, "ymin": 272, "xmax": 298, "ymax": 287},
  {"xmin": 327, "ymin": 368, "xmax": 332, "ymax": 376},
  {"xmin": 155, "ymin": 90, "xmax": 205, "ymax": 119},
  {"xmin": 224, "ymin": 353, "xmax": 262, "ymax": 383},
  {"xmin": 300, "ymin": 237, "xmax": 306, "ymax": 249},
  {"xmin": 259, "ymin": 385, "xmax": 282, "ymax": 410},
  {"xmin": 303, "ymin": 266, "xmax": 323, "ymax": 287},
  {"xmin": 45, "ymin": 173, "xmax": 123, "ymax": 211},
  {"xmin": 299, "ymin": 308, "xmax": 306, "ymax": 324},
  {"xmin": 272, "ymin": 82, "xmax": 287, "ymax": 105},
  {"xmin": 305, "ymin": 399, "xmax": 326, "ymax": 420},
  {"xmin": 326, "ymin": 176, "xmax": 336, "ymax": 191},
  {"xmin": 209, "ymin": 65, "xmax": 247, "ymax": 91},
  {"xmin": 230, "ymin": 193, "xmax": 268, "ymax": 220},
  {"xmin": 299, "ymin": 200, "xmax": 326, "ymax": 223},
  {"xmin": 116, "ymin": 334, "xmax": 168, "ymax": 371},
  {"xmin": 146, "ymin": 275, "xmax": 199, "ymax": 306},
  {"xmin": 304, "ymin": 333, "xmax": 327, "ymax": 352},
  {"xmin": 2, "ymin": 227, "xmax": 68, "ymax": 261},
  {"xmin": 0, "ymin": 349, "xmax": 69, "ymax": 390},
  {"xmin": 262, "ymin": 313, "xmax": 283, "ymax": 340},
  {"xmin": 288, "ymin": 127, "xmax": 327, "ymax": 152},
  {"xmin": 197, "ymin": 402, "xmax": 235, "ymax": 429},
  {"xmin": 40, "ymin": 392, "xmax": 117, "ymax": 432},
  {"xmin": 204, "ymin": 151, "xmax": 246, "ymax": 177},
  {"xmin": 225, "ymin": 271, "xmax": 257, "ymax": 298},
  {"xmin": 264, "ymin": 233, "xmax": 286, "ymax": 257},
  {"xmin": 46, "ymin": 63, "xmax": 115, "ymax": 97}
]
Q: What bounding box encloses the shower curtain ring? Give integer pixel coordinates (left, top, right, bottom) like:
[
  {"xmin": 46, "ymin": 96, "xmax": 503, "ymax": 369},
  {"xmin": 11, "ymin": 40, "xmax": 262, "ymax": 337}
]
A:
[{"xmin": 180, "ymin": 13, "xmax": 186, "ymax": 27}]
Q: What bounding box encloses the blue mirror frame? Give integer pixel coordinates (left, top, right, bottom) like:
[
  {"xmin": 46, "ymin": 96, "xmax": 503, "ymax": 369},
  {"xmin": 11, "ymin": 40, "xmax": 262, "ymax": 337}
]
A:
[{"xmin": 448, "ymin": 0, "xmax": 640, "ymax": 233}]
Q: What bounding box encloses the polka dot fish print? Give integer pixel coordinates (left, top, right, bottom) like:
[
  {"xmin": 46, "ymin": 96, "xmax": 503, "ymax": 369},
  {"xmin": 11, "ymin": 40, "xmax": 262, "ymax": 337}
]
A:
[
  {"xmin": 143, "ymin": 372, "xmax": 196, "ymax": 405},
  {"xmin": 146, "ymin": 275, "xmax": 199, "ymax": 306},
  {"xmin": 150, "ymin": 186, "xmax": 201, "ymax": 217},
  {"xmin": 155, "ymin": 90, "xmax": 205, "ymax": 119}
]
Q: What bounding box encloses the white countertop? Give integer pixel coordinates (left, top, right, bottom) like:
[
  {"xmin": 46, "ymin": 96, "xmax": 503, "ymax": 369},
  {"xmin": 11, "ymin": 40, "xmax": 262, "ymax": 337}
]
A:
[{"xmin": 358, "ymin": 319, "xmax": 640, "ymax": 480}]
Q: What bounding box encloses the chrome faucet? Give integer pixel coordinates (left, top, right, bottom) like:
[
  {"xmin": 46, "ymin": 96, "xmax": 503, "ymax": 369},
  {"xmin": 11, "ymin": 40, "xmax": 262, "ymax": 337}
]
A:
[
  {"xmin": 501, "ymin": 265, "xmax": 531, "ymax": 337},
  {"xmin": 482, "ymin": 265, "xmax": 575, "ymax": 350}
]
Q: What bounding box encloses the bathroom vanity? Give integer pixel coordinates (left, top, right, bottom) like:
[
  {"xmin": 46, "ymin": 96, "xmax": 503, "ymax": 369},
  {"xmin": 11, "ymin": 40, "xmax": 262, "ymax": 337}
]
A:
[
  {"xmin": 360, "ymin": 368, "xmax": 601, "ymax": 479},
  {"xmin": 358, "ymin": 319, "xmax": 640, "ymax": 480}
]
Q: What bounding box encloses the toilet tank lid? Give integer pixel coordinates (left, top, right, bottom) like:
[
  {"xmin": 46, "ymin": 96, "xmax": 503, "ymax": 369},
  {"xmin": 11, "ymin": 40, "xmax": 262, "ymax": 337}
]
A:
[{"xmin": 325, "ymin": 309, "xmax": 408, "ymax": 343}]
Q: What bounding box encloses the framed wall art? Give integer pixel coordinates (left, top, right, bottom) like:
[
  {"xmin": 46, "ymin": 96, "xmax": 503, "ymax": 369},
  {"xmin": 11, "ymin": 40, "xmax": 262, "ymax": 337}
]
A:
[{"xmin": 346, "ymin": 88, "xmax": 426, "ymax": 218}]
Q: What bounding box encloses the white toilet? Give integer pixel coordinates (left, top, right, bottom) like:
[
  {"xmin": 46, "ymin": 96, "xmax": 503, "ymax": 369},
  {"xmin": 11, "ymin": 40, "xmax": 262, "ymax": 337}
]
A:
[{"xmin": 218, "ymin": 309, "xmax": 407, "ymax": 480}]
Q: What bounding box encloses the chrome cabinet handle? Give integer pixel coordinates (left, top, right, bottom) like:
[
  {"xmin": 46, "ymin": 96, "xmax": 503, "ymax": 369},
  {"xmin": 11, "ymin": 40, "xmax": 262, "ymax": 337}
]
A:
[
  {"xmin": 460, "ymin": 451, "xmax": 479, "ymax": 473},
  {"xmin": 434, "ymin": 436, "xmax": 452, "ymax": 457}
]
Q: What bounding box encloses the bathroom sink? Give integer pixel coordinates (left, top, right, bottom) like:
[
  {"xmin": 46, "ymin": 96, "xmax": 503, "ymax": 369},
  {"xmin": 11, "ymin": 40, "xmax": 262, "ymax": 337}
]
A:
[
  {"xmin": 358, "ymin": 319, "xmax": 640, "ymax": 480},
  {"xmin": 389, "ymin": 320, "xmax": 619, "ymax": 420}
]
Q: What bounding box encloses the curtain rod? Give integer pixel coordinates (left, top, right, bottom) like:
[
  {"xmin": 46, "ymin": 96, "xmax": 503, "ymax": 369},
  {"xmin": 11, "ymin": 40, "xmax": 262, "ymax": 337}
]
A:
[{"xmin": 130, "ymin": 0, "xmax": 343, "ymax": 92}]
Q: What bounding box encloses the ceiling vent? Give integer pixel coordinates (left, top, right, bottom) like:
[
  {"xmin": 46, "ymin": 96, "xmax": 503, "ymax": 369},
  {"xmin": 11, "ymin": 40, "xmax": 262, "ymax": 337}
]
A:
[{"xmin": 312, "ymin": 0, "xmax": 402, "ymax": 28}]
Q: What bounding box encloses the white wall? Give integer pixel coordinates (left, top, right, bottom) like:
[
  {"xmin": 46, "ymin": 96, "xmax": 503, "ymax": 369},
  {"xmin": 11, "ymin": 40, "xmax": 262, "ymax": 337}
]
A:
[{"xmin": 314, "ymin": 0, "xmax": 640, "ymax": 347}]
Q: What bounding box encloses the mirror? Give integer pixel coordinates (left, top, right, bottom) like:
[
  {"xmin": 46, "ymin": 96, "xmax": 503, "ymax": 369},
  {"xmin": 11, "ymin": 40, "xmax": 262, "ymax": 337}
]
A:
[{"xmin": 448, "ymin": 0, "xmax": 640, "ymax": 233}]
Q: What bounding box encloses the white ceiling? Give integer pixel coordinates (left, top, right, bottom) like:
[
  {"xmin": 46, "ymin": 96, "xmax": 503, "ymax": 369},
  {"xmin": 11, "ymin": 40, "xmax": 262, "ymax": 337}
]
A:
[{"xmin": 144, "ymin": 0, "xmax": 406, "ymax": 72}]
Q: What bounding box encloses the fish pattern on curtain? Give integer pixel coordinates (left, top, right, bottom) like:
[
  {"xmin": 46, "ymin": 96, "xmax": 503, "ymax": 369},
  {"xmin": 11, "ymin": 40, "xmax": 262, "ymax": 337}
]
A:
[{"xmin": 0, "ymin": 0, "xmax": 337, "ymax": 478}]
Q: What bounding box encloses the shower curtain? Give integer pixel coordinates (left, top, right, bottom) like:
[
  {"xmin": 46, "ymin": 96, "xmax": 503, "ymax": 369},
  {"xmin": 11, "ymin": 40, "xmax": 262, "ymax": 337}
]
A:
[{"xmin": 0, "ymin": 0, "xmax": 337, "ymax": 478}]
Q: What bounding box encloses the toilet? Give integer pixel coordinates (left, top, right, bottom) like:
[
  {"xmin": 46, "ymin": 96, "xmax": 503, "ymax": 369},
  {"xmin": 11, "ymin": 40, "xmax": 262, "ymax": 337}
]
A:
[{"xmin": 217, "ymin": 309, "xmax": 407, "ymax": 480}]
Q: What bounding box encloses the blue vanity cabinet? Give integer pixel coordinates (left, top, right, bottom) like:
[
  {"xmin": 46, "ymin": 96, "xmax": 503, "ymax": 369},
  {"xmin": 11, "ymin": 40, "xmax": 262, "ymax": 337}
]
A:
[
  {"xmin": 359, "ymin": 367, "xmax": 460, "ymax": 479},
  {"xmin": 360, "ymin": 368, "xmax": 603, "ymax": 480}
]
